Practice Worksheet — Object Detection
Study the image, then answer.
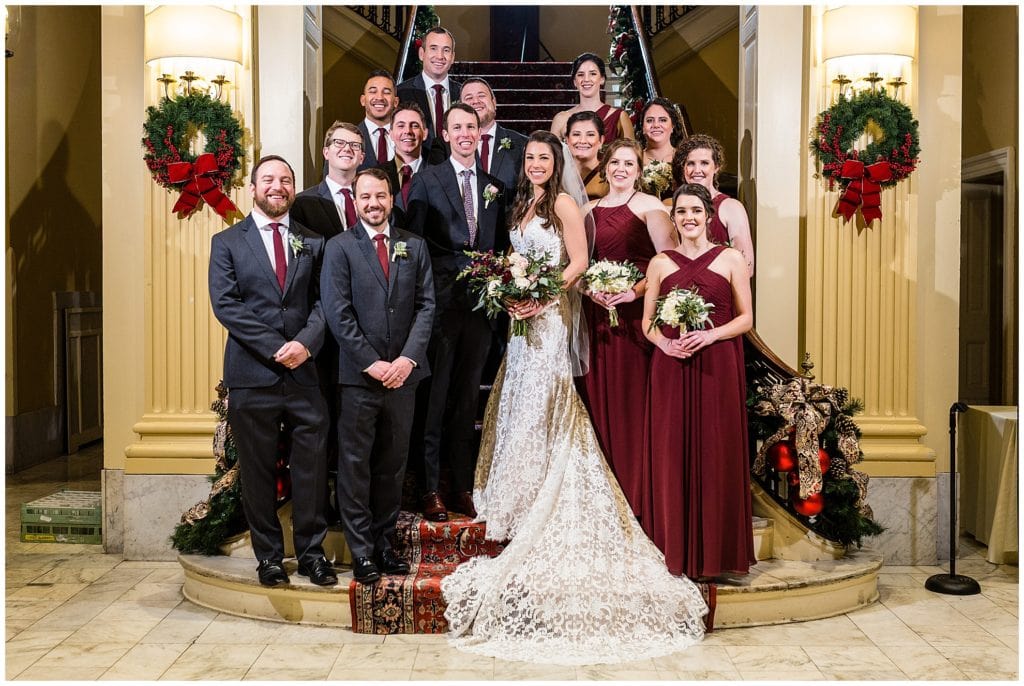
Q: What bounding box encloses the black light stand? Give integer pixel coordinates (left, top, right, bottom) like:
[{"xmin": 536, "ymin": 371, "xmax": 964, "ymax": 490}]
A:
[{"xmin": 925, "ymin": 402, "xmax": 981, "ymax": 595}]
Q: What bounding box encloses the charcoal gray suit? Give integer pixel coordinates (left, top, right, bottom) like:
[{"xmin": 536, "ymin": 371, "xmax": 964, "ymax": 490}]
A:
[
  {"xmin": 209, "ymin": 214, "xmax": 329, "ymax": 566},
  {"xmin": 320, "ymin": 223, "xmax": 434, "ymax": 558}
]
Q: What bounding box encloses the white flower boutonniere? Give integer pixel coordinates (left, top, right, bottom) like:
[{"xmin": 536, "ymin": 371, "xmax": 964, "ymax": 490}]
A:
[
  {"xmin": 392, "ymin": 241, "xmax": 409, "ymax": 261},
  {"xmin": 483, "ymin": 184, "xmax": 500, "ymax": 209},
  {"xmin": 287, "ymin": 232, "xmax": 306, "ymax": 256},
  {"xmin": 499, "ymin": 137, "xmax": 512, "ymax": 151}
]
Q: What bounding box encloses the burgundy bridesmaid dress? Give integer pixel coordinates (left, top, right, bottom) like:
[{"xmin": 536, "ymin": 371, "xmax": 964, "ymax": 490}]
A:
[
  {"xmin": 578, "ymin": 200, "xmax": 656, "ymax": 516},
  {"xmin": 706, "ymin": 193, "xmax": 730, "ymax": 245},
  {"xmin": 642, "ymin": 245, "xmax": 755, "ymax": 579}
]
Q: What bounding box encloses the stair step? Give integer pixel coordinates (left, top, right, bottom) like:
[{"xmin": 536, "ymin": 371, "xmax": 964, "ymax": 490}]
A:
[
  {"xmin": 452, "ymin": 60, "xmax": 572, "ymax": 77},
  {"xmin": 462, "ymin": 74, "xmax": 575, "ymax": 91}
]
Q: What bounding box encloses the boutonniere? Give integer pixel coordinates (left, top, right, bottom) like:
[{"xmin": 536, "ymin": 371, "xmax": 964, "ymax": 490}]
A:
[
  {"xmin": 482, "ymin": 184, "xmax": 500, "ymax": 209},
  {"xmin": 287, "ymin": 232, "xmax": 307, "ymax": 255},
  {"xmin": 499, "ymin": 137, "xmax": 512, "ymax": 151},
  {"xmin": 392, "ymin": 241, "xmax": 409, "ymax": 261}
]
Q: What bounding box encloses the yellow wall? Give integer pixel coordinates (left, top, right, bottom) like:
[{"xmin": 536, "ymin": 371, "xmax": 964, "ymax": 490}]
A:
[
  {"xmin": 658, "ymin": 28, "xmax": 740, "ymax": 169},
  {"xmin": 962, "ymin": 5, "xmax": 1019, "ymax": 159},
  {"xmin": 5, "ymin": 5, "xmax": 102, "ymax": 449}
]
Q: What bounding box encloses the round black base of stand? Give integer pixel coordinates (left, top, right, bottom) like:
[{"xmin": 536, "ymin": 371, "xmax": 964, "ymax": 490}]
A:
[{"xmin": 925, "ymin": 573, "xmax": 981, "ymax": 595}]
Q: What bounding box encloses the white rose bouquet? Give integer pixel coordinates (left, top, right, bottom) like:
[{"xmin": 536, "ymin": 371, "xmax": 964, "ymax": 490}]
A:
[
  {"xmin": 458, "ymin": 250, "xmax": 565, "ymax": 336},
  {"xmin": 641, "ymin": 160, "xmax": 673, "ymax": 197},
  {"xmin": 648, "ymin": 286, "xmax": 715, "ymax": 333},
  {"xmin": 582, "ymin": 259, "xmax": 644, "ymax": 327}
]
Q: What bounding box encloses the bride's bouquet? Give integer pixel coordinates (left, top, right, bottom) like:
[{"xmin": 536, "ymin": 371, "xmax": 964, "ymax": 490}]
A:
[
  {"xmin": 648, "ymin": 287, "xmax": 715, "ymax": 333},
  {"xmin": 582, "ymin": 259, "xmax": 644, "ymax": 327},
  {"xmin": 458, "ymin": 250, "xmax": 565, "ymax": 336}
]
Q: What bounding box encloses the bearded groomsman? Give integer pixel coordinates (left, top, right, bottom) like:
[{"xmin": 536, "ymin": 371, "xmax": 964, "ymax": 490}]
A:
[
  {"xmin": 460, "ymin": 77, "xmax": 527, "ymax": 197},
  {"xmin": 292, "ymin": 121, "xmax": 366, "ymax": 238},
  {"xmin": 397, "ymin": 26, "xmax": 462, "ymax": 164},
  {"xmin": 405, "ymin": 103, "xmax": 507, "ymax": 521},
  {"xmin": 357, "ymin": 70, "xmax": 399, "ymax": 170},
  {"xmin": 321, "ymin": 168, "xmax": 435, "ymax": 584},
  {"xmin": 209, "ymin": 155, "xmax": 336, "ymax": 588}
]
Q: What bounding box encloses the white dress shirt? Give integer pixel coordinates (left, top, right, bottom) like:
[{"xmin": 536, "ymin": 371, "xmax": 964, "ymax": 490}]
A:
[
  {"xmin": 251, "ymin": 209, "xmax": 290, "ymax": 271},
  {"xmin": 421, "ymin": 73, "xmax": 453, "ymax": 131},
  {"xmin": 449, "ymin": 157, "xmax": 479, "ymax": 210},
  {"xmin": 478, "ymin": 121, "xmax": 499, "ymax": 173},
  {"xmin": 324, "ymin": 176, "xmax": 354, "ymax": 229},
  {"xmin": 363, "ymin": 117, "xmax": 395, "ymax": 162}
]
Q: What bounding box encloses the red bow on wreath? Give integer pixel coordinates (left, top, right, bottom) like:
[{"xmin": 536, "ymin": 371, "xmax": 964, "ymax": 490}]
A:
[
  {"xmin": 833, "ymin": 159, "xmax": 893, "ymax": 225},
  {"xmin": 167, "ymin": 153, "xmax": 241, "ymax": 221}
]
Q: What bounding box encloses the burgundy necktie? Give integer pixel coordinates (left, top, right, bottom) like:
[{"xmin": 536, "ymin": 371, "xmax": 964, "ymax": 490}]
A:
[
  {"xmin": 460, "ymin": 169, "xmax": 477, "ymax": 246},
  {"xmin": 339, "ymin": 188, "xmax": 357, "ymax": 228},
  {"xmin": 400, "ymin": 164, "xmax": 412, "ymax": 207},
  {"xmin": 376, "ymin": 127, "xmax": 389, "ymax": 162},
  {"xmin": 432, "ymin": 84, "xmax": 444, "ymax": 139},
  {"xmin": 269, "ymin": 222, "xmax": 287, "ymax": 291},
  {"xmin": 480, "ymin": 133, "xmax": 492, "ymax": 173},
  {"xmin": 373, "ymin": 233, "xmax": 390, "ymax": 280}
]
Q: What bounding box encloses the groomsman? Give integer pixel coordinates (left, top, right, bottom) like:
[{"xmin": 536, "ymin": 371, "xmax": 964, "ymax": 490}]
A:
[
  {"xmin": 397, "ymin": 26, "xmax": 462, "ymax": 164},
  {"xmin": 208, "ymin": 155, "xmax": 336, "ymax": 588},
  {"xmin": 292, "ymin": 121, "xmax": 366, "ymax": 237},
  {"xmin": 374, "ymin": 102, "xmax": 429, "ymax": 225},
  {"xmin": 406, "ymin": 103, "xmax": 508, "ymax": 521},
  {"xmin": 460, "ymin": 77, "xmax": 527, "ymax": 196},
  {"xmin": 321, "ymin": 168, "xmax": 435, "ymax": 584},
  {"xmin": 357, "ymin": 69, "xmax": 399, "ymax": 170}
]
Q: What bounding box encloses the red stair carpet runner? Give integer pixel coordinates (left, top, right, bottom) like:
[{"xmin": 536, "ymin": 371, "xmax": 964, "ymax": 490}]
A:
[{"xmin": 349, "ymin": 511, "xmax": 716, "ymax": 635}]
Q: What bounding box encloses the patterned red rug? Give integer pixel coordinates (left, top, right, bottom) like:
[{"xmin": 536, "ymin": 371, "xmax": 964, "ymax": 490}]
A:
[{"xmin": 349, "ymin": 511, "xmax": 716, "ymax": 635}]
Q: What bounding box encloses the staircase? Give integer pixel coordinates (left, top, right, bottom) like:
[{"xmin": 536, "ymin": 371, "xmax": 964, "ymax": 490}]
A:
[{"xmin": 449, "ymin": 61, "xmax": 576, "ymax": 136}]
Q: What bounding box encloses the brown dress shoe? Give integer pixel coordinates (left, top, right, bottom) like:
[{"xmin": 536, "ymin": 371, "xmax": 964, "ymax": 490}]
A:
[
  {"xmin": 422, "ymin": 491, "xmax": 448, "ymax": 522},
  {"xmin": 452, "ymin": 491, "xmax": 477, "ymax": 518}
]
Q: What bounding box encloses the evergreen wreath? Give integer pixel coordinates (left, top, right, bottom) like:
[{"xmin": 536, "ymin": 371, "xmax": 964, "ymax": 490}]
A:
[
  {"xmin": 142, "ymin": 93, "xmax": 245, "ymax": 219},
  {"xmin": 812, "ymin": 89, "xmax": 919, "ymax": 189}
]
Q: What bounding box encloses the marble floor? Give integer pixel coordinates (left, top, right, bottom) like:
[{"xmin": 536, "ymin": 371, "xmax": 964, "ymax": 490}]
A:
[{"xmin": 5, "ymin": 444, "xmax": 1020, "ymax": 681}]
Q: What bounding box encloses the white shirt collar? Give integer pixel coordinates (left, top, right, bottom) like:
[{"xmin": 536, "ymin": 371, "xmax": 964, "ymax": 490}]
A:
[
  {"xmin": 480, "ymin": 121, "xmax": 498, "ymax": 139},
  {"xmin": 363, "ymin": 224, "xmax": 392, "ymax": 242},
  {"xmin": 324, "ymin": 176, "xmax": 353, "ymax": 197},
  {"xmin": 449, "ymin": 157, "xmax": 475, "ymax": 176},
  {"xmin": 421, "ymin": 73, "xmax": 451, "ymax": 93},
  {"xmin": 251, "ymin": 208, "xmax": 289, "ymax": 231},
  {"xmin": 363, "ymin": 117, "xmax": 390, "ymax": 134}
]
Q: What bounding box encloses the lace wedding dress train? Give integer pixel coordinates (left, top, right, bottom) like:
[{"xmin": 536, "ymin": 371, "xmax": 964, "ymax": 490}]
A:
[{"xmin": 441, "ymin": 215, "xmax": 708, "ymax": 665}]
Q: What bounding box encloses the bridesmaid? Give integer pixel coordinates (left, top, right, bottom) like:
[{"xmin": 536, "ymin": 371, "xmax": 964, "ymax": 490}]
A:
[
  {"xmin": 672, "ymin": 134, "xmax": 755, "ymax": 275},
  {"xmin": 641, "ymin": 183, "xmax": 755, "ymax": 580},
  {"xmin": 578, "ymin": 138, "xmax": 676, "ymax": 516},
  {"xmin": 565, "ymin": 111, "xmax": 608, "ymax": 201},
  {"xmin": 551, "ymin": 52, "xmax": 635, "ymax": 142},
  {"xmin": 636, "ymin": 97, "xmax": 687, "ymax": 201}
]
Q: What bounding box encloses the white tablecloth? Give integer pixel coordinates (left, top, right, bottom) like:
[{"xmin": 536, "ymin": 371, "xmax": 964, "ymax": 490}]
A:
[{"xmin": 958, "ymin": 406, "xmax": 1018, "ymax": 564}]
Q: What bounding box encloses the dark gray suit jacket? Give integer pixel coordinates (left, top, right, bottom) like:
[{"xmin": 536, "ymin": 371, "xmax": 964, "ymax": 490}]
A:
[
  {"xmin": 405, "ymin": 161, "xmax": 508, "ymax": 313},
  {"xmin": 397, "ymin": 74, "xmax": 463, "ymax": 163},
  {"xmin": 358, "ymin": 120, "xmax": 388, "ymax": 171},
  {"xmin": 292, "ymin": 181, "xmax": 345, "ymax": 238},
  {"xmin": 209, "ymin": 215, "xmax": 326, "ymax": 388},
  {"xmin": 483, "ymin": 124, "xmax": 527, "ymax": 203},
  {"xmin": 320, "ymin": 224, "xmax": 435, "ymax": 387}
]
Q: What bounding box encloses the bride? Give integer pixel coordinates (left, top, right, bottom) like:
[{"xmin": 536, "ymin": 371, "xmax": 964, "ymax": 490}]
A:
[{"xmin": 441, "ymin": 131, "xmax": 708, "ymax": 665}]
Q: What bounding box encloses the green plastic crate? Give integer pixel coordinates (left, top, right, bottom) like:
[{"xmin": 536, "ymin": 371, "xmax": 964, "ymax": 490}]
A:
[
  {"xmin": 20, "ymin": 490, "xmax": 102, "ymax": 543},
  {"xmin": 20, "ymin": 523, "xmax": 102, "ymax": 544}
]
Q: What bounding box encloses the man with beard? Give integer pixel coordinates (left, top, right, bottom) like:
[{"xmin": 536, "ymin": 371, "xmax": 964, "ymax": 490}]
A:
[
  {"xmin": 460, "ymin": 77, "xmax": 526, "ymax": 199},
  {"xmin": 208, "ymin": 155, "xmax": 336, "ymax": 588},
  {"xmin": 374, "ymin": 101, "xmax": 429, "ymax": 225},
  {"xmin": 405, "ymin": 103, "xmax": 507, "ymax": 521},
  {"xmin": 357, "ymin": 70, "xmax": 399, "ymax": 170},
  {"xmin": 321, "ymin": 168, "xmax": 435, "ymax": 584}
]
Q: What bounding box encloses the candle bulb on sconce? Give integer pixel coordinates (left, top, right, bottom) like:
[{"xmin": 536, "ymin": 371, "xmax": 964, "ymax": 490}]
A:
[
  {"xmin": 144, "ymin": 5, "xmax": 243, "ymax": 102},
  {"xmin": 832, "ymin": 74, "xmax": 852, "ymax": 101}
]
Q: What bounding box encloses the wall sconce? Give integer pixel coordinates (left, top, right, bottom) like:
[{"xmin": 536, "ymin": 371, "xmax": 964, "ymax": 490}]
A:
[
  {"xmin": 822, "ymin": 5, "xmax": 916, "ymax": 99},
  {"xmin": 5, "ymin": 6, "xmax": 22, "ymax": 58},
  {"xmin": 144, "ymin": 5, "xmax": 243, "ymax": 100}
]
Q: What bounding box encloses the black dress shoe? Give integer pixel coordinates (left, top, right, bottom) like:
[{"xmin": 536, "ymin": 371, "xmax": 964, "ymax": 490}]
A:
[
  {"xmin": 379, "ymin": 549, "xmax": 411, "ymax": 576},
  {"xmin": 297, "ymin": 556, "xmax": 338, "ymax": 586},
  {"xmin": 352, "ymin": 556, "xmax": 381, "ymax": 584},
  {"xmin": 422, "ymin": 491, "xmax": 448, "ymax": 522},
  {"xmin": 451, "ymin": 491, "xmax": 477, "ymax": 518},
  {"xmin": 256, "ymin": 559, "xmax": 289, "ymax": 587}
]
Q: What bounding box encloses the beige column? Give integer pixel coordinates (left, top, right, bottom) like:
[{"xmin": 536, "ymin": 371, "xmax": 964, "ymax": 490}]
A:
[{"xmin": 803, "ymin": 6, "xmax": 962, "ymax": 477}]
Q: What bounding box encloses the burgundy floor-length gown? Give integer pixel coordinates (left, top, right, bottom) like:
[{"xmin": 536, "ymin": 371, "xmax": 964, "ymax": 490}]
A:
[
  {"xmin": 706, "ymin": 193, "xmax": 730, "ymax": 245},
  {"xmin": 577, "ymin": 200, "xmax": 656, "ymax": 516},
  {"xmin": 642, "ymin": 245, "xmax": 755, "ymax": 579}
]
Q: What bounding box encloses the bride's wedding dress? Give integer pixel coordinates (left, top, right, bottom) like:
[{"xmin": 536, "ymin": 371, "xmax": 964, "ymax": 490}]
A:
[{"xmin": 441, "ymin": 214, "xmax": 708, "ymax": 665}]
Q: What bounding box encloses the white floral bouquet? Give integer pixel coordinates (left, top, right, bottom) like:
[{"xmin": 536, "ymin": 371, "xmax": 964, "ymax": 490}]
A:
[
  {"xmin": 458, "ymin": 250, "xmax": 565, "ymax": 336},
  {"xmin": 582, "ymin": 259, "xmax": 644, "ymax": 327},
  {"xmin": 641, "ymin": 160, "xmax": 673, "ymax": 197},
  {"xmin": 648, "ymin": 286, "xmax": 714, "ymax": 333}
]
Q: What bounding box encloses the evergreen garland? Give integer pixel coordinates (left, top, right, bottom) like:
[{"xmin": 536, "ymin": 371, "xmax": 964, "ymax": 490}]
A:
[
  {"xmin": 607, "ymin": 6, "xmax": 649, "ymax": 120},
  {"xmin": 142, "ymin": 93, "xmax": 245, "ymax": 192},
  {"xmin": 811, "ymin": 90, "xmax": 920, "ymax": 191}
]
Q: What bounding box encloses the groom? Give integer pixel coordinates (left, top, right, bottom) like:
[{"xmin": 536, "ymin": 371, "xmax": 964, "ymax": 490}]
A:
[{"xmin": 405, "ymin": 103, "xmax": 507, "ymax": 521}]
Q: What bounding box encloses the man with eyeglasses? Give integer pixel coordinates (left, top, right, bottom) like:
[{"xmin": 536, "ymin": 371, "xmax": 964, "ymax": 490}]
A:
[{"xmin": 292, "ymin": 121, "xmax": 367, "ymax": 239}]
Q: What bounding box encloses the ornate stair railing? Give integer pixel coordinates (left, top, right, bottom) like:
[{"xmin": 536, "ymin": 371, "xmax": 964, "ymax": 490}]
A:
[
  {"xmin": 637, "ymin": 6, "xmax": 700, "ymax": 39},
  {"xmin": 348, "ymin": 5, "xmax": 411, "ymax": 41},
  {"xmin": 393, "ymin": 5, "xmax": 418, "ymax": 81}
]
